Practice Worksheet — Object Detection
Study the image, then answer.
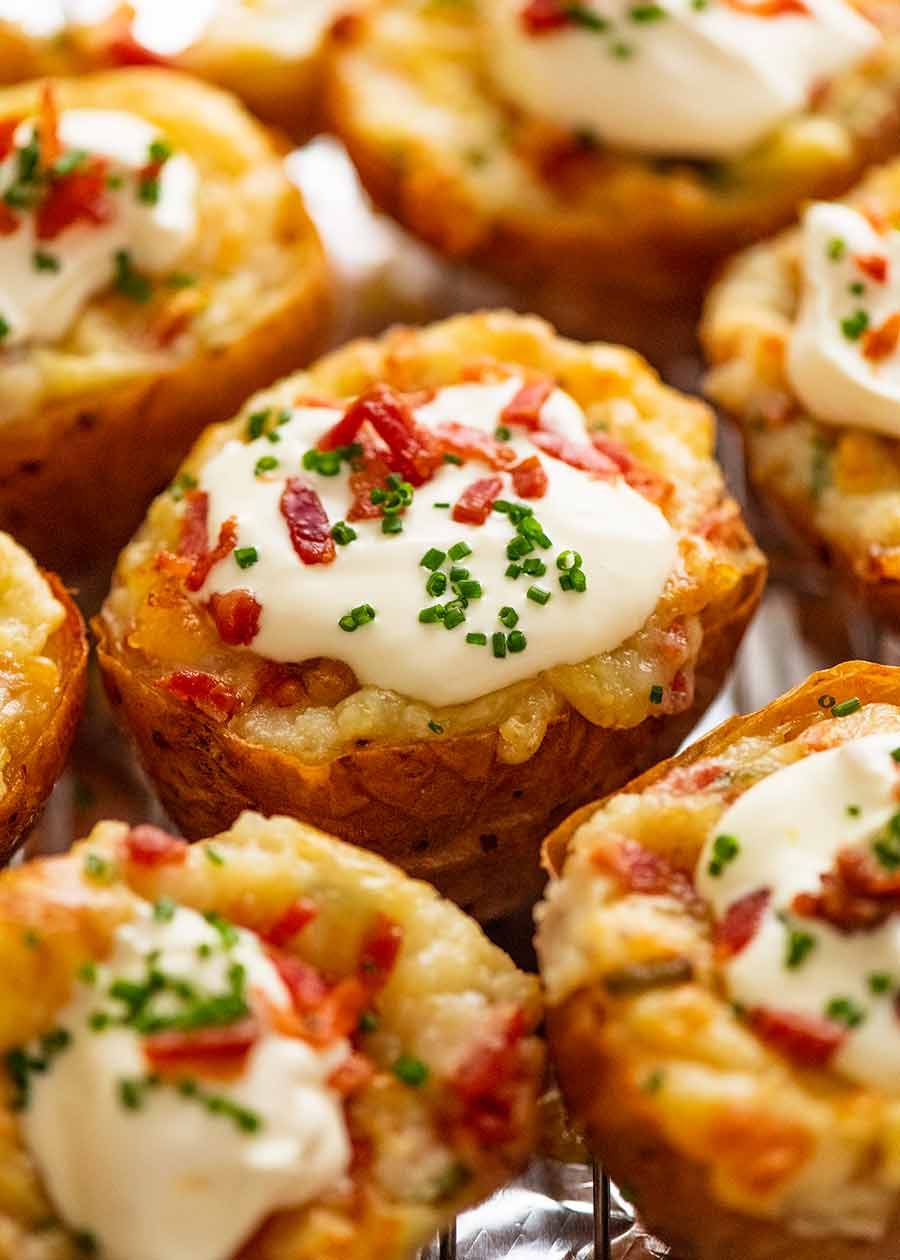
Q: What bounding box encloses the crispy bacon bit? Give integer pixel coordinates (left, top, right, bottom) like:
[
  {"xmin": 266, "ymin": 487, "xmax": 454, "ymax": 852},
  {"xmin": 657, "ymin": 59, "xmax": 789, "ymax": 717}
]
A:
[
  {"xmin": 434, "ymin": 422, "xmax": 517, "ymax": 470},
  {"xmin": 0, "ymin": 203, "xmax": 18, "ymax": 236},
  {"xmin": 453, "ymin": 476, "xmax": 504, "ymax": 526},
  {"xmin": 854, "ymin": 253, "xmax": 889, "ymax": 284},
  {"xmin": 714, "ymin": 888, "xmax": 771, "ymax": 960},
  {"xmin": 500, "ymin": 378, "xmax": 555, "ymax": 429},
  {"xmin": 862, "ymin": 205, "xmax": 890, "ymax": 235},
  {"xmin": 520, "ymin": 0, "xmax": 571, "ymax": 31},
  {"xmin": 254, "ymin": 662, "xmax": 307, "ymax": 708},
  {"xmin": 722, "ymin": 0, "xmax": 810, "ymax": 14},
  {"xmin": 358, "ymin": 914, "xmax": 403, "ymax": 989},
  {"xmin": 280, "ymin": 477, "xmax": 336, "ymax": 566},
  {"xmin": 162, "ymin": 669, "xmax": 239, "ymax": 722},
  {"xmin": 320, "ymin": 385, "xmax": 442, "ymax": 487},
  {"xmin": 208, "ymin": 590, "xmax": 262, "ymax": 647},
  {"xmin": 269, "ymin": 951, "xmax": 330, "ymax": 1014},
  {"xmin": 590, "ymin": 433, "xmax": 672, "ymax": 505},
  {"xmin": 99, "ymin": 5, "xmax": 169, "ymax": 65},
  {"xmin": 452, "ymin": 1009, "xmax": 527, "ymax": 1146},
  {"xmin": 125, "ymin": 824, "xmax": 188, "ymax": 868},
  {"xmin": 658, "ymin": 760, "xmax": 725, "ymax": 796},
  {"xmin": 177, "ymin": 491, "xmax": 240, "ymax": 591},
  {"xmin": 36, "ymin": 156, "xmax": 112, "ymax": 240},
  {"xmin": 863, "ymin": 313, "xmax": 900, "ymax": 363},
  {"xmin": 263, "ymin": 899, "xmax": 320, "ymax": 948},
  {"xmin": 143, "ymin": 1017, "xmax": 261, "ymax": 1076},
  {"xmin": 0, "ymin": 117, "xmax": 21, "ymax": 162},
  {"xmin": 531, "ymin": 430, "xmax": 620, "ymax": 476},
  {"xmin": 593, "ymin": 839, "xmax": 702, "ymax": 912},
  {"xmin": 792, "ymin": 845, "xmax": 900, "ymax": 931},
  {"xmin": 347, "ymin": 433, "xmax": 392, "ymax": 523},
  {"xmin": 749, "ymin": 1007, "xmax": 845, "ymax": 1068},
  {"xmin": 329, "ymin": 1051, "xmax": 375, "ymax": 1097},
  {"xmin": 510, "ymin": 455, "xmax": 548, "ymax": 499}
]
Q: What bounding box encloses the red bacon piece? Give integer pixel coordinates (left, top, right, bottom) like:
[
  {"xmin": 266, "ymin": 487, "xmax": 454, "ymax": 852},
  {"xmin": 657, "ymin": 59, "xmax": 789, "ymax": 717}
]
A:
[
  {"xmin": 280, "ymin": 477, "xmax": 336, "ymax": 565},
  {"xmin": 520, "ymin": 0, "xmax": 571, "ymax": 32},
  {"xmin": 591, "ymin": 432, "xmax": 672, "ymax": 504},
  {"xmin": 500, "ymin": 378, "xmax": 555, "ymax": 429},
  {"xmin": 854, "ymin": 253, "xmax": 889, "ymax": 284},
  {"xmin": 792, "ymin": 846, "xmax": 900, "ymax": 931},
  {"xmin": 723, "ymin": 0, "xmax": 809, "ymax": 14},
  {"xmin": 434, "ymin": 422, "xmax": 517, "ymax": 470},
  {"xmin": 269, "ymin": 950, "xmax": 330, "ymax": 1014},
  {"xmin": 0, "ymin": 117, "xmax": 21, "ymax": 161},
  {"xmin": 593, "ymin": 839, "xmax": 703, "ymax": 912},
  {"xmin": 346, "ymin": 432, "xmax": 392, "ymax": 523},
  {"xmin": 863, "ymin": 313, "xmax": 900, "ymax": 363},
  {"xmin": 125, "ymin": 824, "xmax": 188, "ymax": 867},
  {"xmin": 319, "ymin": 385, "xmax": 442, "ymax": 487},
  {"xmin": 36, "ymin": 156, "xmax": 112, "ymax": 240},
  {"xmin": 162, "ymin": 669, "xmax": 239, "ymax": 722},
  {"xmin": 100, "ymin": 5, "xmax": 169, "ymax": 66},
  {"xmin": 208, "ymin": 590, "xmax": 262, "ymax": 647},
  {"xmin": 714, "ymin": 888, "xmax": 771, "ymax": 961},
  {"xmin": 329, "ymin": 1051, "xmax": 375, "ymax": 1097},
  {"xmin": 358, "ymin": 914, "xmax": 403, "ymax": 990},
  {"xmin": 452, "ymin": 1008, "xmax": 527, "ymax": 1146},
  {"xmin": 510, "ymin": 455, "xmax": 548, "ymax": 499},
  {"xmin": 749, "ymin": 1007, "xmax": 845, "ymax": 1068},
  {"xmin": 0, "ymin": 203, "xmax": 17, "ymax": 236},
  {"xmin": 143, "ymin": 1017, "xmax": 261, "ymax": 1075},
  {"xmin": 531, "ymin": 430, "xmax": 620, "ymax": 476},
  {"xmin": 453, "ymin": 476, "xmax": 504, "ymax": 526},
  {"xmin": 176, "ymin": 491, "xmax": 240, "ymax": 591},
  {"xmin": 263, "ymin": 899, "xmax": 320, "ymax": 949},
  {"xmin": 658, "ymin": 760, "xmax": 724, "ymax": 796}
]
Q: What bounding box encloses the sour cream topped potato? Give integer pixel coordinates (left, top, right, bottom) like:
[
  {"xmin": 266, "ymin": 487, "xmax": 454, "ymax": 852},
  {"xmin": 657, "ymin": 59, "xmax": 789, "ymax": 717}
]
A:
[
  {"xmin": 0, "ymin": 70, "xmax": 328, "ymax": 571},
  {"xmin": 703, "ymin": 157, "xmax": 900, "ymax": 627},
  {"xmin": 326, "ymin": 0, "xmax": 900, "ymax": 307},
  {"xmin": 0, "ymin": 812, "xmax": 543, "ymax": 1260},
  {"xmin": 0, "ymin": 1, "xmax": 346, "ymax": 138},
  {"xmin": 95, "ymin": 312, "xmax": 764, "ymax": 921},
  {"xmin": 538, "ymin": 663, "xmax": 900, "ymax": 1260}
]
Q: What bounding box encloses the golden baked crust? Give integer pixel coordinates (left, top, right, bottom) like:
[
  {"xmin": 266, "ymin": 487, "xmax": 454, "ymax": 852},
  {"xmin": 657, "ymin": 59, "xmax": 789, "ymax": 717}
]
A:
[
  {"xmin": 0, "ymin": 533, "xmax": 87, "ymax": 862},
  {"xmin": 0, "ymin": 2, "xmax": 346, "ymax": 140},
  {"xmin": 0, "ymin": 810, "xmax": 543, "ymax": 1259},
  {"xmin": 95, "ymin": 311, "xmax": 764, "ymax": 919},
  {"xmin": 325, "ymin": 0, "xmax": 900, "ymax": 305},
  {"xmin": 702, "ymin": 157, "xmax": 900, "ymax": 627},
  {"xmin": 0, "ymin": 69, "xmax": 330, "ymax": 573},
  {"xmin": 540, "ymin": 662, "xmax": 900, "ymax": 1260}
]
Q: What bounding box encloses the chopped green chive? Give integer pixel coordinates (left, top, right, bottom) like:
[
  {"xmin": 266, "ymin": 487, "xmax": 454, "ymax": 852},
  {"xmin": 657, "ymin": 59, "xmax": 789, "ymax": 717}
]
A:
[
  {"xmin": 449, "ymin": 566, "xmax": 469, "ymax": 582},
  {"xmin": 707, "ymin": 833, "xmax": 740, "ymax": 877},
  {"xmin": 433, "ymin": 501, "xmax": 450, "ymax": 509},
  {"xmin": 358, "ymin": 1010, "xmax": 379, "ymax": 1034},
  {"xmin": 443, "ymin": 603, "xmax": 466, "ymax": 630},
  {"xmin": 419, "ymin": 606, "xmax": 445, "ymax": 624},
  {"xmin": 527, "ymin": 584, "xmax": 551, "ymax": 606},
  {"xmin": 556, "ymin": 549, "xmax": 583, "ymax": 571},
  {"xmin": 254, "ymin": 456, "xmax": 278, "ymax": 477},
  {"xmin": 559, "ymin": 568, "xmax": 587, "ymax": 593},
  {"xmin": 33, "ymin": 249, "xmax": 60, "ymax": 272},
  {"xmin": 84, "ymin": 853, "xmax": 110, "ymax": 882},
  {"xmin": 841, "ymin": 310, "xmax": 869, "ymax": 341},
  {"xmin": 303, "ymin": 448, "xmax": 342, "ymax": 476},
  {"xmin": 426, "ymin": 571, "xmax": 448, "ymax": 597},
  {"xmin": 234, "ymin": 546, "xmax": 258, "ymax": 569},
  {"xmin": 825, "ymin": 996, "xmax": 866, "ymax": 1029},
  {"xmin": 78, "ymin": 961, "xmax": 97, "ymax": 985},
  {"xmin": 846, "ymin": 804, "xmax": 862, "ymax": 817},
  {"xmin": 785, "ymin": 928, "xmax": 816, "ymax": 969},
  {"xmin": 428, "ymin": 721, "xmax": 444, "ymax": 734},
  {"xmin": 246, "ymin": 410, "xmax": 268, "ymax": 440},
  {"xmin": 338, "ymin": 604, "xmax": 376, "ymax": 632},
  {"xmin": 113, "ymin": 249, "xmax": 152, "ymax": 302},
  {"xmin": 443, "ymin": 453, "xmax": 463, "ymax": 466},
  {"xmin": 466, "ymin": 632, "xmax": 487, "ymax": 645},
  {"xmin": 649, "ymin": 684, "xmax": 664, "ymax": 704},
  {"xmin": 498, "ymin": 606, "xmax": 519, "ymax": 629},
  {"xmin": 494, "ymin": 425, "xmax": 512, "ymax": 441},
  {"xmin": 892, "ymin": 748, "xmax": 900, "ymax": 762},
  {"xmin": 205, "ymin": 846, "xmax": 225, "ymax": 867},
  {"xmin": 331, "ymin": 521, "xmax": 357, "ymax": 546},
  {"xmin": 869, "ymin": 972, "xmax": 892, "ymax": 995},
  {"xmin": 507, "ymin": 630, "xmax": 527, "ymax": 653},
  {"xmin": 849, "ymin": 281, "xmax": 866, "ymax": 297},
  {"xmin": 170, "ymin": 471, "xmax": 197, "ymax": 501},
  {"xmin": 492, "ymin": 632, "xmax": 507, "ymax": 659},
  {"xmin": 448, "ymin": 541, "xmax": 472, "ymax": 562},
  {"xmin": 629, "ymin": 3, "xmax": 665, "ymax": 19},
  {"xmin": 522, "ymin": 558, "xmax": 547, "ymax": 577},
  {"xmin": 0, "ymin": 315, "xmax": 9, "ymax": 340},
  {"xmin": 393, "ymin": 1055, "xmax": 429, "ymax": 1087},
  {"xmin": 382, "ymin": 515, "xmax": 403, "ymax": 535},
  {"xmin": 153, "ymin": 897, "xmax": 176, "ymax": 923},
  {"xmin": 827, "ymin": 237, "xmax": 846, "ymax": 262},
  {"xmin": 456, "ymin": 579, "xmax": 482, "ymax": 599},
  {"xmin": 505, "ymin": 563, "xmax": 522, "ymax": 579},
  {"xmin": 642, "ymin": 1068, "xmax": 666, "ymax": 1093},
  {"xmin": 831, "ymin": 697, "xmax": 861, "ymax": 718},
  {"xmin": 421, "ymin": 548, "xmax": 446, "ymax": 571}
]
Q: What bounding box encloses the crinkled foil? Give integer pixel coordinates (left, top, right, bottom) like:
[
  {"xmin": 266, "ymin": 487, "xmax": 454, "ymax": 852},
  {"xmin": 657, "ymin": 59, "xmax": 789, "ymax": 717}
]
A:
[{"xmin": 24, "ymin": 132, "xmax": 867, "ymax": 1260}]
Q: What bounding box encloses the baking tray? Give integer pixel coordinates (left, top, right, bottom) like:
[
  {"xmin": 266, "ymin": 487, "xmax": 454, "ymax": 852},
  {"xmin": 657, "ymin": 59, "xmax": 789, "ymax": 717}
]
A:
[{"xmin": 24, "ymin": 134, "xmax": 863, "ymax": 1260}]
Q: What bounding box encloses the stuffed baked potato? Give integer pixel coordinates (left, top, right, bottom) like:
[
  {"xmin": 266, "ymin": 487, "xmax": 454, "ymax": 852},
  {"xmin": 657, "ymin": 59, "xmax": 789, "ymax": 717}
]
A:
[
  {"xmin": 0, "ymin": 809, "xmax": 543, "ymax": 1259},
  {"xmin": 0, "ymin": 1, "xmax": 346, "ymax": 140},
  {"xmin": 0, "ymin": 69, "xmax": 329, "ymax": 573},
  {"xmin": 95, "ymin": 311, "xmax": 765, "ymax": 920},
  {"xmin": 703, "ymin": 156, "xmax": 900, "ymax": 628},
  {"xmin": 539, "ymin": 661, "xmax": 900, "ymax": 1260},
  {"xmin": 0, "ymin": 530, "xmax": 86, "ymax": 861},
  {"xmin": 326, "ymin": 0, "xmax": 900, "ymax": 320}
]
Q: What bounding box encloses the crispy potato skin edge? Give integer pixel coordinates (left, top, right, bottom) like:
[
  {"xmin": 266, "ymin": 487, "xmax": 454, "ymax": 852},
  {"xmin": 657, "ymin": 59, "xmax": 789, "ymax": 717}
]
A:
[
  {"xmin": 93, "ymin": 561, "xmax": 764, "ymax": 922},
  {"xmin": 543, "ymin": 661, "xmax": 900, "ymax": 1259},
  {"xmin": 0, "ymin": 573, "xmax": 87, "ymax": 862}
]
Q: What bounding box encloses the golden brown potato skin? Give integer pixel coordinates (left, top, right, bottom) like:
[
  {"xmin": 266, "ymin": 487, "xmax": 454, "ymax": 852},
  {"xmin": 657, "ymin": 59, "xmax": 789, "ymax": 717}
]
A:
[
  {"xmin": 0, "ymin": 573, "xmax": 87, "ymax": 863},
  {"xmin": 95, "ymin": 562, "xmax": 762, "ymax": 922},
  {"xmin": 543, "ymin": 662, "xmax": 900, "ymax": 1260},
  {"xmin": 0, "ymin": 70, "xmax": 331, "ymax": 574}
]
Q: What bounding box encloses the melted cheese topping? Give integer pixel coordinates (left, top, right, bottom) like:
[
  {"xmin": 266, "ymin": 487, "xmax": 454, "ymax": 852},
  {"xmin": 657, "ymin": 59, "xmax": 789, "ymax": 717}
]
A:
[
  {"xmin": 485, "ymin": 0, "xmax": 880, "ymax": 160},
  {"xmin": 22, "ymin": 903, "xmax": 351, "ymax": 1260},
  {"xmin": 193, "ymin": 378, "xmax": 677, "ymax": 709},
  {"xmin": 697, "ymin": 730, "xmax": 900, "ymax": 1092},
  {"xmin": 0, "ymin": 108, "xmax": 196, "ymax": 347},
  {"xmin": 787, "ymin": 201, "xmax": 900, "ymax": 438}
]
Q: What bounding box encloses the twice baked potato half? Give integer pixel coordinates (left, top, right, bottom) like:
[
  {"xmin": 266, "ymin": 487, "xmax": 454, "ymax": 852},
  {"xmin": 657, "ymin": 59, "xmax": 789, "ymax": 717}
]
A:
[
  {"xmin": 0, "ymin": 530, "xmax": 86, "ymax": 860},
  {"xmin": 703, "ymin": 156, "xmax": 900, "ymax": 628},
  {"xmin": 326, "ymin": 0, "xmax": 900, "ymax": 314},
  {"xmin": 538, "ymin": 661, "xmax": 900, "ymax": 1260},
  {"xmin": 0, "ymin": 1, "xmax": 346, "ymax": 140},
  {"xmin": 0, "ymin": 69, "xmax": 329, "ymax": 573},
  {"xmin": 0, "ymin": 810, "xmax": 543, "ymax": 1259},
  {"xmin": 95, "ymin": 311, "xmax": 765, "ymax": 921}
]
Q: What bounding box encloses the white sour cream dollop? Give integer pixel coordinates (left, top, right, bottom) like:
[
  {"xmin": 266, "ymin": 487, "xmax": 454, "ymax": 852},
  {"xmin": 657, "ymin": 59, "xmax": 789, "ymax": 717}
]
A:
[
  {"xmin": 485, "ymin": 0, "xmax": 880, "ymax": 160},
  {"xmin": 697, "ymin": 730, "xmax": 900, "ymax": 1092},
  {"xmin": 194, "ymin": 377, "xmax": 678, "ymax": 709},
  {"xmin": 787, "ymin": 201, "xmax": 900, "ymax": 438},
  {"xmin": 0, "ymin": 108, "xmax": 197, "ymax": 347},
  {"xmin": 22, "ymin": 902, "xmax": 351, "ymax": 1260}
]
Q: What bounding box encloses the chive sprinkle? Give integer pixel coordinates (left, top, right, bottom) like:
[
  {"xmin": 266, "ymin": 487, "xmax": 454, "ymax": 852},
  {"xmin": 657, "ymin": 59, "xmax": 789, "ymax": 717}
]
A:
[
  {"xmin": 331, "ymin": 521, "xmax": 357, "ymax": 546},
  {"xmin": 421, "ymin": 548, "xmax": 446, "ymax": 571},
  {"xmin": 393, "ymin": 1055, "xmax": 429, "ymax": 1087},
  {"xmin": 448, "ymin": 541, "xmax": 472, "ymax": 562},
  {"xmin": 649, "ymin": 684, "xmax": 664, "ymax": 704},
  {"xmin": 498, "ymin": 606, "xmax": 519, "ymax": 629},
  {"xmin": 234, "ymin": 546, "xmax": 258, "ymax": 569},
  {"xmin": 831, "ymin": 697, "xmax": 861, "ymax": 718},
  {"xmin": 527, "ymin": 584, "xmax": 551, "ymax": 606},
  {"xmin": 254, "ymin": 456, "xmax": 278, "ymax": 477},
  {"xmin": 466, "ymin": 632, "xmax": 487, "ymax": 645},
  {"xmin": 507, "ymin": 630, "xmax": 527, "ymax": 653},
  {"xmin": 492, "ymin": 632, "xmax": 507, "ymax": 658},
  {"xmin": 707, "ymin": 833, "xmax": 740, "ymax": 877}
]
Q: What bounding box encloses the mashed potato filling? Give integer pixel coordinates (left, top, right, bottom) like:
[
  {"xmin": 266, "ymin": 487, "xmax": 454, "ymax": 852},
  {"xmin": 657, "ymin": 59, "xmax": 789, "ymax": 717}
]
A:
[
  {"xmin": 485, "ymin": 0, "xmax": 879, "ymax": 160},
  {"xmin": 20, "ymin": 899, "xmax": 351, "ymax": 1260}
]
